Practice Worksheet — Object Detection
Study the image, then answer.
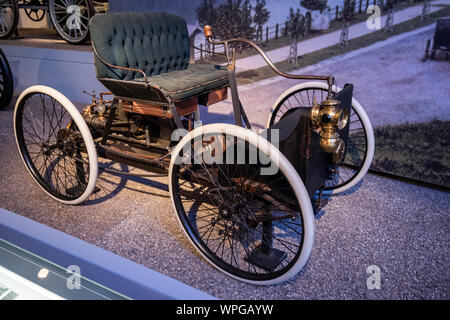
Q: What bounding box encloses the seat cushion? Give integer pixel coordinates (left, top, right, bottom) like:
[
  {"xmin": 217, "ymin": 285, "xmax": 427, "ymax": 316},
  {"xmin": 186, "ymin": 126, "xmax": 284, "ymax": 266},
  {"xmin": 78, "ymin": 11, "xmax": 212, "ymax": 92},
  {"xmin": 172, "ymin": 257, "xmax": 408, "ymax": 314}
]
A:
[
  {"xmin": 90, "ymin": 12, "xmax": 190, "ymax": 81},
  {"xmin": 135, "ymin": 63, "xmax": 229, "ymax": 101}
]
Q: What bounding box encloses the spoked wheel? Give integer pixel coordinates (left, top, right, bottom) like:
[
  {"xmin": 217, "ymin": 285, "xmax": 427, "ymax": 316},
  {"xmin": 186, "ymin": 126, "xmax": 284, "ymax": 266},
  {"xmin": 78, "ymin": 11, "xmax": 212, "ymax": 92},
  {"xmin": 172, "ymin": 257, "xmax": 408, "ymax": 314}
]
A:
[
  {"xmin": 48, "ymin": 0, "xmax": 94, "ymax": 45},
  {"xmin": 266, "ymin": 82, "xmax": 375, "ymax": 194},
  {"xmin": 0, "ymin": 48, "xmax": 13, "ymax": 109},
  {"xmin": 23, "ymin": 0, "xmax": 46, "ymax": 22},
  {"xmin": 14, "ymin": 85, "xmax": 98, "ymax": 205},
  {"xmin": 0, "ymin": 0, "xmax": 19, "ymax": 39},
  {"xmin": 169, "ymin": 124, "xmax": 314, "ymax": 285}
]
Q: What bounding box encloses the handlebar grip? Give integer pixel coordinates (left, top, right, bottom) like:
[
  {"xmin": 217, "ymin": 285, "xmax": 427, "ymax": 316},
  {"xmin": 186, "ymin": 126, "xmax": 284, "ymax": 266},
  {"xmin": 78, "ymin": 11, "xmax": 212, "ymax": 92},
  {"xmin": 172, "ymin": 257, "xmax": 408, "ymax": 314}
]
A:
[{"xmin": 203, "ymin": 25, "xmax": 212, "ymax": 37}]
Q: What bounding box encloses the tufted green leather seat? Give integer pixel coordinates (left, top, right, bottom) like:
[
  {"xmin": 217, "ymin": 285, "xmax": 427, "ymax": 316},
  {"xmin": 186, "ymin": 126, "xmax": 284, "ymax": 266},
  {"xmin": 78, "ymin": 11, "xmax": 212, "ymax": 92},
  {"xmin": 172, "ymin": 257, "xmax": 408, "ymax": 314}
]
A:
[
  {"xmin": 134, "ymin": 64, "xmax": 228, "ymax": 101},
  {"xmin": 90, "ymin": 12, "xmax": 229, "ymax": 102}
]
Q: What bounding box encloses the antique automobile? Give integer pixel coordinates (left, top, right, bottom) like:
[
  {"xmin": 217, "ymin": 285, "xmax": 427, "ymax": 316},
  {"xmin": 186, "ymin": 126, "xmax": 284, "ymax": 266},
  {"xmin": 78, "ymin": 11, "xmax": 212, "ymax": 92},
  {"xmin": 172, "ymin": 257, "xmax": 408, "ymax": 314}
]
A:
[
  {"xmin": 422, "ymin": 17, "xmax": 450, "ymax": 62},
  {"xmin": 13, "ymin": 12, "xmax": 374, "ymax": 285},
  {"xmin": 0, "ymin": 0, "xmax": 108, "ymax": 44},
  {"xmin": 0, "ymin": 47, "xmax": 13, "ymax": 109}
]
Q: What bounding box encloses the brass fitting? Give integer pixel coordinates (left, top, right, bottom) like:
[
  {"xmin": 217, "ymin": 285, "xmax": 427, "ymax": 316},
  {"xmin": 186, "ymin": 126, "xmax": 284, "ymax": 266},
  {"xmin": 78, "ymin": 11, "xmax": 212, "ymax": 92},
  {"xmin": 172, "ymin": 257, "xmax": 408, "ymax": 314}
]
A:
[
  {"xmin": 203, "ymin": 25, "xmax": 212, "ymax": 37},
  {"xmin": 310, "ymin": 98, "xmax": 349, "ymax": 162}
]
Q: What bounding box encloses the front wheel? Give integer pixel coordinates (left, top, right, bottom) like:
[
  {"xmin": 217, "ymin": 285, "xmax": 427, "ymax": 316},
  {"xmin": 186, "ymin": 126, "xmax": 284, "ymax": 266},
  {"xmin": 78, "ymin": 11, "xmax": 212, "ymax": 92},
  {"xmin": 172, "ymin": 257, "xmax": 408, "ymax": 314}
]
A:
[
  {"xmin": 14, "ymin": 85, "xmax": 98, "ymax": 205},
  {"xmin": 169, "ymin": 124, "xmax": 315, "ymax": 285},
  {"xmin": 48, "ymin": 0, "xmax": 94, "ymax": 45},
  {"xmin": 266, "ymin": 82, "xmax": 375, "ymax": 194}
]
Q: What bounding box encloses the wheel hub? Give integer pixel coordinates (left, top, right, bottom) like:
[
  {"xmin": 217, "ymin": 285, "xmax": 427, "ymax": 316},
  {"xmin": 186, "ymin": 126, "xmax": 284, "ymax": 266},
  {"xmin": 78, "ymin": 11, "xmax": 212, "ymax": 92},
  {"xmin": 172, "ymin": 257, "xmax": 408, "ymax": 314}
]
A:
[{"xmin": 56, "ymin": 129, "xmax": 77, "ymax": 156}]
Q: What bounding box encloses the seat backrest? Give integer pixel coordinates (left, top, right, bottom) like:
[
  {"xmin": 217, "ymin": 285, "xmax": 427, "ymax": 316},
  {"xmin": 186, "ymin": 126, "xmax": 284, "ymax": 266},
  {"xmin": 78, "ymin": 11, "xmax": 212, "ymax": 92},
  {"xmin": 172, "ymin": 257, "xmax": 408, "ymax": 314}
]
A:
[
  {"xmin": 435, "ymin": 18, "xmax": 450, "ymax": 48},
  {"xmin": 90, "ymin": 12, "xmax": 190, "ymax": 81}
]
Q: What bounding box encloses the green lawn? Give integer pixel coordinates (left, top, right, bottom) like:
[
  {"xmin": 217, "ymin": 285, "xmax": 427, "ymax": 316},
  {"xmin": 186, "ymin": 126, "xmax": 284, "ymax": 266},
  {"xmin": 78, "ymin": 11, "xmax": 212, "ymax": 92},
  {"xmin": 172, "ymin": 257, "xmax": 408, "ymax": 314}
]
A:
[{"xmin": 372, "ymin": 120, "xmax": 450, "ymax": 188}]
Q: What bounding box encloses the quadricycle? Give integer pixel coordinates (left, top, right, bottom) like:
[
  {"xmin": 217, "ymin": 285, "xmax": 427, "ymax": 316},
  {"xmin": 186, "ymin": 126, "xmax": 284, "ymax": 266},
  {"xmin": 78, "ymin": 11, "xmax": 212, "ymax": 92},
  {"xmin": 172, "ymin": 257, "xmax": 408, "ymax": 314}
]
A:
[{"xmin": 13, "ymin": 12, "xmax": 374, "ymax": 285}]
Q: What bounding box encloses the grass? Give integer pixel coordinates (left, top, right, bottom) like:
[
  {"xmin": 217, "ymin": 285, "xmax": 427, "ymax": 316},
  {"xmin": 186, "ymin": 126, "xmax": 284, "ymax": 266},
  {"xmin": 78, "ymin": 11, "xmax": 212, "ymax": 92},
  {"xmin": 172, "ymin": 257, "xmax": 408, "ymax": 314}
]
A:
[
  {"xmin": 236, "ymin": 4, "xmax": 450, "ymax": 85},
  {"xmin": 372, "ymin": 120, "xmax": 450, "ymax": 188}
]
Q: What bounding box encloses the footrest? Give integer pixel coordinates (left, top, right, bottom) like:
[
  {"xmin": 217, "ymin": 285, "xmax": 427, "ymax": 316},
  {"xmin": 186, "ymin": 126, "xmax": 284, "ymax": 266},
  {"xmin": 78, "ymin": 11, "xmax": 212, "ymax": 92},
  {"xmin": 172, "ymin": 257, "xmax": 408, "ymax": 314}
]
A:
[
  {"xmin": 65, "ymin": 185, "xmax": 85, "ymax": 196},
  {"xmin": 246, "ymin": 244, "xmax": 287, "ymax": 272}
]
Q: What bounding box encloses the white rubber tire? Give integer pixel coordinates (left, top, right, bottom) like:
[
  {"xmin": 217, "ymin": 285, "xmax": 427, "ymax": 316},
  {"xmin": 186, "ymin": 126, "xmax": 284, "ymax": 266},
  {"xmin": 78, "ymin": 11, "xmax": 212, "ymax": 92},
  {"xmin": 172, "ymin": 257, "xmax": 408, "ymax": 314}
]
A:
[
  {"xmin": 168, "ymin": 123, "xmax": 315, "ymax": 285},
  {"xmin": 266, "ymin": 81, "xmax": 375, "ymax": 195},
  {"xmin": 14, "ymin": 85, "xmax": 98, "ymax": 205}
]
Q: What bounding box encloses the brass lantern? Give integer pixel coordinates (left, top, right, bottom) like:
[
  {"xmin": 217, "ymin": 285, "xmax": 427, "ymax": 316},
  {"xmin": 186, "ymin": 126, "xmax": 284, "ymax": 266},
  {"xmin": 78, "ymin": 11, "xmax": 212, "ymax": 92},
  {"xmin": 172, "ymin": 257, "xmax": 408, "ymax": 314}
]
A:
[{"xmin": 310, "ymin": 98, "xmax": 349, "ymax": 163}]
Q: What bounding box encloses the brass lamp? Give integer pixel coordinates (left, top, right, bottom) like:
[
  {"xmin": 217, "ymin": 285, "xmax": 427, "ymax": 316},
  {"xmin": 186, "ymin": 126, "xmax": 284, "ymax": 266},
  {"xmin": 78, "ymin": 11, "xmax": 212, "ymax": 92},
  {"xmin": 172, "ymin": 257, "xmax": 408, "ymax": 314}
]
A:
[{"xmin": 310, "ymin": 98, "xmax": 349, "ymax": 163}]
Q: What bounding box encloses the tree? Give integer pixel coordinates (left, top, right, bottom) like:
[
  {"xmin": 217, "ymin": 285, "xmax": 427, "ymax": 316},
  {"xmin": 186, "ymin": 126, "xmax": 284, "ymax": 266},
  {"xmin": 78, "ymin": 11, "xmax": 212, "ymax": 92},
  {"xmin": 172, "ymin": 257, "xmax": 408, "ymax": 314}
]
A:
[
  {"xmin": 300, "ymin": 0, "xmax": 328, "ymax": 13},
  {"xmin": 196, "ymin": 0, "xmax": 217, "ymax": 58},
  {"xmin": 384, "ymin": 0, "xmax": 398, "ymax": 32},
  {"xmin": 196, "ymin": 0, "xmax": 217, "ymax": 28},
  {"xmin": 253, "ymin": 0, "xmax": 270, "ymax": 43},
  {"xmin": 300, "ymin": 0, "xmax": 328, "ymax": 35},
  {"xmin": 286, "ymin": 7, "xmax": 305, "ymax": 64},
  {"xmin": 339, "ymin": 0, "xmax": 355, "ymax": 48},
  {"xmin": 421, "ymin": 0, "xmax": 431, "ymax": 21},
  {"xmin": 215, "ymin": 0, "xmax": 254, "ymax": 53},
  {"xmin": 341, "ymin": 0, "xmax": 355, "ymax": 21}
]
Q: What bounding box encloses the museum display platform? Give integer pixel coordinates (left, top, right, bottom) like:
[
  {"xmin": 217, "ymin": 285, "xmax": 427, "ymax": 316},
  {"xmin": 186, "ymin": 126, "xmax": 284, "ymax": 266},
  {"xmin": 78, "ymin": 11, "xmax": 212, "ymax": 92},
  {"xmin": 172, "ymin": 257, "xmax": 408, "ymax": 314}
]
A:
[
  {"xmin": 0, "ymin": 208, "xmax": 215, "ymax": 300},
  {"xmin": 1, "ymin": 29, "xmax": 93, "ymax": 51}
]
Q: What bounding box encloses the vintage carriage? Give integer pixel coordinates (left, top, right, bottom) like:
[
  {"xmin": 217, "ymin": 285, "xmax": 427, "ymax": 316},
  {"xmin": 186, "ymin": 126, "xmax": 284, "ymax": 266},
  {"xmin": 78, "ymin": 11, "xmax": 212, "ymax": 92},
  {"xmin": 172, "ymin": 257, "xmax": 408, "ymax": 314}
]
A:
[
  {"xmin": 0, "ymin": 0, "xmax": 108, "ymax": 44},
  {"xmin": 13, "ymin": 12, "xmax": 374, "ymax": 285}
]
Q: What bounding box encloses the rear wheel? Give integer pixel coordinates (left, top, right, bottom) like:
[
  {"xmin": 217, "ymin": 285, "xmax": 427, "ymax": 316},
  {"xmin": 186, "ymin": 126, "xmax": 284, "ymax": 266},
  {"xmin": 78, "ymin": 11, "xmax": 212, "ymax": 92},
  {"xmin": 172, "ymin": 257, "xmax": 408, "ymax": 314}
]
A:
[
  {"xmin": 0, "ymin": 0, "xmax": 19, "ymax": 39},
  {"xmin": 169, "ymin": 124, "xmax": 315, "ymax": 285},
  {"xmin": 48, "ymin": 0, "xmax": 94, "ymax": 45},
  {"xmin": 23, "ymin": 0, "xmax": 46, "ymax": 22},
  {"xmin": 14, "ymin": 85, "xmax": 98, "ymax": 204},
  {"xmin": 0, "ymin": 48, "xmax": 13, "ymax": 109},
  {"xmin": 267, "ymin": 82, "xmax": 375, "ymax": 194}
]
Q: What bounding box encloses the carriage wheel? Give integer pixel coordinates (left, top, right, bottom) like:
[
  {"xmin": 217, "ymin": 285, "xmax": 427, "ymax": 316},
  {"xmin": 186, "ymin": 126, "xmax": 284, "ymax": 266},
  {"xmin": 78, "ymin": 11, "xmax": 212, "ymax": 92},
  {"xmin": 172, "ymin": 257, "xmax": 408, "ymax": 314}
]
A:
[
  {"xmin": 0, "ymin": 0, "xmax": 19, "ymax": 39},
  {"xmin": 267, "ymin": 83, "xmax": 375, "ymax": 194},
  {"xmin": 169, "ymin": 124, "xmax": 315, "ymax": 285},
  {"xmin": 48, "ymin": 0, "xmax": 94, "ymax": 45},
  {"xmin": 14, "ymin": 85, "xmax": 98, "ymax": 204},
  {"xmin": 24, "ymin": 0, "xmax": 46, "ymax": 22},
  {"xmin": 0, "ymin": 48, "xmax": 13, "ymax": 109}
]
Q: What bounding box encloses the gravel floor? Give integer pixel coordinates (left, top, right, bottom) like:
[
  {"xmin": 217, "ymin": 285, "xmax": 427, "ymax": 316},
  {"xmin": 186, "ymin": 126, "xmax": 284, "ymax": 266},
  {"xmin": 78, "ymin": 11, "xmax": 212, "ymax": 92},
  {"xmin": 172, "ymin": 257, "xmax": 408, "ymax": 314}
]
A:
[{"xmin": 0, "ymin": 27, "xmax": 449, "ymax": 299}]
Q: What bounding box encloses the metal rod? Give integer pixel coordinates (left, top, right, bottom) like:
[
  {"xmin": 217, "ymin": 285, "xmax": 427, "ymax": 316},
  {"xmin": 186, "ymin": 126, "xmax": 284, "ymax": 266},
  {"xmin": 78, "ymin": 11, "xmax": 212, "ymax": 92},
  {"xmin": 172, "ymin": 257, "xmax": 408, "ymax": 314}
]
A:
[
  {"xmin": 191, "ymin": 45, "xmax": 225, "ymax": 56},
  {"xmin": 207, "ymin": 36, "xmax": 330, "ymax": 81},
  {"xmin": 92, "ymin": 43, "xmax": 150, "ymax": 86},
  {"xmin": 108, "ymin": 133, "xmax": 168, "ymax": 152},
  {"xmin": 99, "ymin": 166, "xmax": 167, "ymax": 178},
  {"xmin": 239, "ymin": 100, "xmax": 252, "ymax": 129},
  {"xmin": 227, "ymin": 68, "xmax": 243, "ymax": 127},
  {"xmin": 101, "ymin": 99, "xmax": 118, "ymax": 145}
]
